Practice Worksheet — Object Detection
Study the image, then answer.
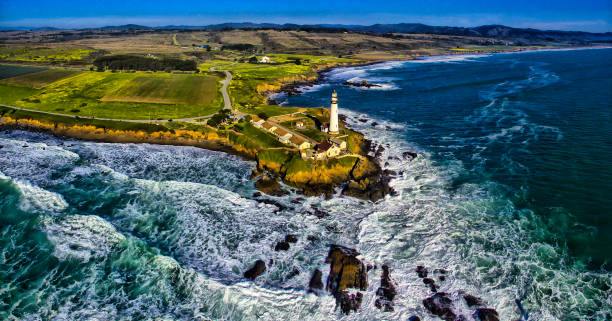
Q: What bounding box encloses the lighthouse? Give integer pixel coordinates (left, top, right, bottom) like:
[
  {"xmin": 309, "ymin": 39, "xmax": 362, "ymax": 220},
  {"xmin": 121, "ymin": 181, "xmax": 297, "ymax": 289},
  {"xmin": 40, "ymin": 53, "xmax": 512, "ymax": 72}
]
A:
[{"xmin": 329, "ymin": 90, "xmax": 339, "ymax": 135}]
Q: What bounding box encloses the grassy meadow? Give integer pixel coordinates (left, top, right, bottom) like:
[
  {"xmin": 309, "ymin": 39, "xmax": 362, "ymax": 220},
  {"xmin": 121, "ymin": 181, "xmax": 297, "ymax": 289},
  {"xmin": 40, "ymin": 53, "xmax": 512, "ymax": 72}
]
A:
[
  {"xmin": 0, "ymin": 65, "xmax": 224, "ymax": 120},
  {"xmin": 0, "ymin": 46, "xmax": 97, "ymax": 63},
  {"xmin": 0, "ymin": 69, "xmax": 82, "ymax": 88}
]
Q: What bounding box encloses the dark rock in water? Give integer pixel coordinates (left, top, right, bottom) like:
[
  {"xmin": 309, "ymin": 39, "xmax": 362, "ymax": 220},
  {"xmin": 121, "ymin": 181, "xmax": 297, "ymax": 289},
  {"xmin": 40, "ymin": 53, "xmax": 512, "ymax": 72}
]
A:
[
  {"xmin": 22, "ymin": 145, "xmax": 28, "ymax": 148},
  {"xmin": 274, "ymin": 241, "xmax": 290, "ymax": 251},
  {"xmin": 375, "ymin": 264, "xmax": 397, "ymax": 312},
  {"xmin": 408, "ymin": 316, "xmax": 421, "ymax": 321},
  {"xmin": 307, "ymin": 235, "xmax": 319, "ymax": 242},
  {"xmin": 257, "ymin": 198, "xmax": 287, "ymax": 212},
  {"xmin": 343, "ymin": 80, "xmax": 381, "ymax": 88},
  {"xmin": 384, "ymin": 161, "xmax": 389, "ymax": 166},
  {"xmin": 438, "ymin": 275, "xmax": 446, "ymax": 281},
  {"xmin": 455, "ymin": 315, "xmax": 468, "ymax": 321},
  {"xmin": 255, "ymin": 176, "xmax": 289, "ymax": 196},
  {"xmin": 244, "ymin": 260, "xmax": 266, "ymax": 280},
  {"xmin": 285, "ymin": 234, "xmax": 298, "ymax": 243},
  {"xmin": 358, "ymin": 118, "xmax": 368, "ymax": 123},
  {"xmin": 308, "ymin": 269, "xmax": 324, "ymax": 293},
  {"xmin": 287, "ymin": 268, "xmax": 300, "ymax": 279},
  {"xmin": 371, "ymin": 121, "xmax": 378, "ymax": 127},
  {"xmin": 423, "ymin": 277, "xmax": 437, "ymax": 292},
  {"xmin": 252, "ymin": 192, "xmax": 262, "ymax": 197},
  {"xmin": 403, "ymin": 151, "xmax": 418, "ymax": 160},
  {"xmin": 383, "ymin": 169, "xmax": 397, "ymax": 176},
  {"xmin": 325, "ymin": 245, "xmax": 368, "ymax": 295},
  {"xmin": 290, "ymin": 197, "xmax": 305, "ymax": 204},
  {"xmin": 337, "ymin": 290, "xmax": 363, "ymax": 314},
  {"xmin": 423, "ymin": 292, "xmax": 456, "ymax": 321},
  {"xmin": 434, "ymin": 268, "xmax": 447, "ymax": 274},
  {"xmin": 310, "ymin": 206, "xmax": 329, "ymax": 218},
  {"xmin": 416, "ymin": 265, "xmax": 428, "ymax": 278},
  {"xmin": 463, "ymin": 294, "xmax": 484, "ymax": 307},
  {"xmin": 366, "ymin": 264, "xmax": 374, "ymax": 271},
  {"xmin": 0, "ymin": 145, "xmax": 3, "ymax": 149},
  {"xmin": 473, "ymin": 308, "xmax": 499, "ymax": 321},
  {"xmin": 269, "ymin": 259, "xmax": 274, "ymax": 265}
]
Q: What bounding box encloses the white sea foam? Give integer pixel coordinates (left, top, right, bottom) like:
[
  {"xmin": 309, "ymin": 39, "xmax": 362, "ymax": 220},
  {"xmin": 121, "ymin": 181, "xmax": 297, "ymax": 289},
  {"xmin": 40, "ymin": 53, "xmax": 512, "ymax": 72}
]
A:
[
  {"xmin": 43, "ymin": 214, "xmax": 126, "ymax": 262},
  {"xmin": 408, "ymin": 54, "xmax": 491, "ymax": 64},
  {"xmin": 2, "ymin": 107, "xmax": 609, "ymax": 321}
]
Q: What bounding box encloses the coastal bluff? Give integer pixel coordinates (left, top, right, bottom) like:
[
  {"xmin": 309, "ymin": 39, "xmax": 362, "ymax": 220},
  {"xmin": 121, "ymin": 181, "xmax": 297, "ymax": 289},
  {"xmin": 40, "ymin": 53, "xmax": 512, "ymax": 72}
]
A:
[{"xmin": 0, "ymin": 114, "xmax": 392, "ymax": 201}]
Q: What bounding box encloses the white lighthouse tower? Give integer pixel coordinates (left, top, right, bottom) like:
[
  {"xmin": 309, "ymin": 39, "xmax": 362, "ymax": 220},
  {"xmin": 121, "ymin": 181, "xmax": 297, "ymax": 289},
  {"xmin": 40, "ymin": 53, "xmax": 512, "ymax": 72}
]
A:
[{"xmin": 329, "ymin": 90, "xmax": 339, "ymax": 135}]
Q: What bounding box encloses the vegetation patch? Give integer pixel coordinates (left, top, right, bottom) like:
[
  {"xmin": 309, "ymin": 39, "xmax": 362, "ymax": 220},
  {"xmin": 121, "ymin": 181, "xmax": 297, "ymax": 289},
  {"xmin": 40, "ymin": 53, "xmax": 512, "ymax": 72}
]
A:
[
  {"xmin": 0, "ymin": 69, "xmax": 81, "ymax": 88},
  {"xmin": 0, "ymin": 64, "xmax": 46, "ymax": 79},
  {"xmin": 0, "ymin": 46, "xmax": 96, "ymax": 63},
  {"xmin": 94, "ymin": 55, "xmax": 197, "ymax": 72}
]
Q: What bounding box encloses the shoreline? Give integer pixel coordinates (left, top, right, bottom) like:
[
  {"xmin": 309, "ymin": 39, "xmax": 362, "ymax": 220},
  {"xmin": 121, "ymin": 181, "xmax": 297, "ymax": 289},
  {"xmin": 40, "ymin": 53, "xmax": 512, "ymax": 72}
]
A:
[{"xmin": 271, "ymin": 44, "xmax": 612, "ymax": 99}]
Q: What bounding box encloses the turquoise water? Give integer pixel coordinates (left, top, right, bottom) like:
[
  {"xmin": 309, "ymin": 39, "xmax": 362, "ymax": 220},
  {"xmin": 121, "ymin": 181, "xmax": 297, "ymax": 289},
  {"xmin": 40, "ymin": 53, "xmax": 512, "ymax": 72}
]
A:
[{"xmin": 1, "ymin": 48, "xmax": 611, "ymax": 320}]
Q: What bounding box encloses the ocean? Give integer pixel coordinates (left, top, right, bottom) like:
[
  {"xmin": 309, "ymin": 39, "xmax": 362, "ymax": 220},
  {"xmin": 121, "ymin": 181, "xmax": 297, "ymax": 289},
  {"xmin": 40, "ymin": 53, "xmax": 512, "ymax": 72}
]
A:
[{"xmin": 1, "ymin": 48, "xmax": 611, "ymax": 320}]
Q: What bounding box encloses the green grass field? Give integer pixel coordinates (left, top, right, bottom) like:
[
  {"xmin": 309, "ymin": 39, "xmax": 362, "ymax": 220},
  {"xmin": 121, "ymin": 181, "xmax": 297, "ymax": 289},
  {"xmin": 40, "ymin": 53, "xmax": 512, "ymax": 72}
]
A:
[
  {"xmin": 0, "ymin": 69, "xmax": 82, "ymax": 88},
  {"xmin": 239, "ymin": 123, "xmax": 285, "ymax": 148},
  {"xmin": 102, "ymin": 74, "xmax": 218, "ymax": 105},
  {"xmin": 0, "ymin": 64, "xmax": 46, "ymax": 79},
  {"xmin": 0, "ymin": 71, "xmax": 224, "ymax": 120},
  {"xmin": 0, "ymin": 46, "xmax": 96, "ymax": 63}
]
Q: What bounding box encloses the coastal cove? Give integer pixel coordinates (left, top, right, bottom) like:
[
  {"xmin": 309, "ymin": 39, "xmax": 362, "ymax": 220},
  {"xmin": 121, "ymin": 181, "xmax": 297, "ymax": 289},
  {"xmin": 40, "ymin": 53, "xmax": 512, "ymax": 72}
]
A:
[
  {"xmin": 0, "ymin": 47, "xmax": 611, "ymax": 321},
  {"xmin": 285, "ymin": 47, "xmax": 612, "ymax": 269}
]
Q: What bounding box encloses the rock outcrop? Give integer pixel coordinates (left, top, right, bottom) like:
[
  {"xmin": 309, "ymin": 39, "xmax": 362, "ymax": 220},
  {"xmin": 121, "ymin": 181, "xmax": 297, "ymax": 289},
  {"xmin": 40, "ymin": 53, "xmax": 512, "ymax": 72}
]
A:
[
  {"xmin": 244, "ymin": 260, "xmax": 266, "ymax": 280},
  {"xmin": 308, "ymin": 269, "xmax": 324, "ymax": 294},
  {"xmin": 337, "ymin": 291, "xmax": 363, "ymax": 314},
  {"xmin": 423, "ymin": 292, "xmax": 456, "ymax": 321},
  {"xmin": 473, "ymin": 308, "xmax": 500, "ymax": 321},
  {"xmin": 374, "ymin": 264, "xmax": 397, "ymax": 311},
  {"xmin": 255, "ymin": 176, "xmax": 289, "ymax": 196},
  {"xmin": 325, "ymin": 245, "xmax": 368, "ymax": 294},
  {"xmin": 325, "ymin": 245, "xmax": 368, "ymax": 315}
]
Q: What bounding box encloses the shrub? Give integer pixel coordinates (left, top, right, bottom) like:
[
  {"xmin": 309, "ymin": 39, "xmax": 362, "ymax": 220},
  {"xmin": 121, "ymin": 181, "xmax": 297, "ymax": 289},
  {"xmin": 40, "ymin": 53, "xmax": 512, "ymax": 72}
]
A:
[{"xmin": 257, "ymin": 112, "xmax": 269, "ymax": 120}]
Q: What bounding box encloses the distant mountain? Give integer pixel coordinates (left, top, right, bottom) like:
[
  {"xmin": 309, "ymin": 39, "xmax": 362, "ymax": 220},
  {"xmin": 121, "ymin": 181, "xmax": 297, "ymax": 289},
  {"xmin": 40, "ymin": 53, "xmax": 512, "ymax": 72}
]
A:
[{"xmin": 2, "ymin": 22, "xmax": 610, "ymax": 41}]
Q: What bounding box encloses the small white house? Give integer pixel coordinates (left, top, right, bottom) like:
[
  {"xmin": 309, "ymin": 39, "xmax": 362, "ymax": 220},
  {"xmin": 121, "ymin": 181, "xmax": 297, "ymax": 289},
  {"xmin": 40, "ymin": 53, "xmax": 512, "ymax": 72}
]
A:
[
  {"xmin": 260, "ymin": 56, "xmax": 271, "ymax": 63},
  {"xmin": 253, "ymin": 119, "xmax": 265, "ymax": 128},
  {"xmin": 296, "ymin": 121, "xmax": 304, "ymax": 128},
  {"xmin": 279, "ymin": 133, "xmax": 293, "ymax": 144}
]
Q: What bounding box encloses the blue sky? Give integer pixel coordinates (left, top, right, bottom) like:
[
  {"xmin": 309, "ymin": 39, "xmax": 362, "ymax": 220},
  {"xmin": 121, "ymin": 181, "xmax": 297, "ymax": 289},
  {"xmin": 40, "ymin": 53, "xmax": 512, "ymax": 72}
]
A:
[{"xmin": 0, "ymin": 0, "xmax": 610, "ymax": 32}]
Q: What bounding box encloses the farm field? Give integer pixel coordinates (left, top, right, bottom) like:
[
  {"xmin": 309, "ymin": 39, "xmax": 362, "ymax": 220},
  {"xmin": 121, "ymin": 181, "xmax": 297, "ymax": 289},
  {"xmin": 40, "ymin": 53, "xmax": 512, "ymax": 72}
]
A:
[
  {"xmin": 0, "ymin": 46, "xmax": 97, "ymax": 63},
  {"xmin": 0, "ymin": 69, "xmax": 82, "ymax": 88},
  {"xmin": 0, "ymin": 71, "xmax": 224, "ymax": 120},
  {"xmin": 101, "ymin": 74, "xmax": 218, "ymax": 105},
  {"xmin": 0, "ymin": 64, "xmax": 46, "ymax": 79}
]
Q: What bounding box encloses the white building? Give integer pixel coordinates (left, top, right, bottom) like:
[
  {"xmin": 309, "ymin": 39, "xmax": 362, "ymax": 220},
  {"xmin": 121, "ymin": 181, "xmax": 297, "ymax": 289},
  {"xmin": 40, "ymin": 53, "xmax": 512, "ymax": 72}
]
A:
[
  {"xmin": 260, "ymin": 56, "xmax": 271, "ymax": 63},
  {"xmin": 330, "ymin": 137, "xmax": 347, "ymax": 150},
  {"xmin": 279, "ymin": 133, "xmax": 293, "ymax": 144},
  {"xmin": 329, "ymin": 90, "xmax": 339, "ymax": 135},
  {"xmin": 252, "ymin": 119, "xmax": 265, "ymax": 128}
]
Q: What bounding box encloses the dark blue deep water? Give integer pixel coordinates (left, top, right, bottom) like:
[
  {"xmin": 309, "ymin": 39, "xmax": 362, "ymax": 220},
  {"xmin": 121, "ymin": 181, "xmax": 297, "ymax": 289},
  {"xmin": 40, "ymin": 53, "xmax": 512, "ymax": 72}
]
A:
[{"xmin": 287, "ymin": 48, "xmax": 612, "ymax": 269}]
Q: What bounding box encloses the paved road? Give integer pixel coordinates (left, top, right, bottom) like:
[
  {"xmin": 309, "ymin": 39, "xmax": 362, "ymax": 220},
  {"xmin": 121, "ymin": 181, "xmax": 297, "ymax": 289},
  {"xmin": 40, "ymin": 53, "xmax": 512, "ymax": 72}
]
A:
[{"xmin": 0, "ymin": 104, "xmax": 216, "ymax": 124}]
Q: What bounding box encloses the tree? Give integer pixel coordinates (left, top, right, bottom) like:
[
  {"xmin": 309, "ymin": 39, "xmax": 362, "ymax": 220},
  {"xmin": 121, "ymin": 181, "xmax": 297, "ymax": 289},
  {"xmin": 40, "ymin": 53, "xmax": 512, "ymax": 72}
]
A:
[
  {"xmin": 257, "ymin": 112, "xmax": 269, "ymax": 120},
  {"xmin": 248, "ymin": 56, "xmax": 258, "ymax": 64}
]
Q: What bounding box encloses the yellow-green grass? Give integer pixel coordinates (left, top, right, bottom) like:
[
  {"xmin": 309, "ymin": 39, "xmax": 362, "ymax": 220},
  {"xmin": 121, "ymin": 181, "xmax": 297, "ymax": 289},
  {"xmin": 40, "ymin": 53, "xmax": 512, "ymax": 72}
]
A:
[
  {"xmin": 0, "ymin": 71, "xmax": 224, "ymax": 120},
  {"xmin": 0, "ymin": 69, "xmax": 82, "ymax": 88},
  {"xmin": 201, "ymin": 55, "xmax": 361, "ymax": 108},
  {"xmin": 239, "ymin": 123, "xmax": 285, "ymax": 148},
  {"xmin": 101, "ymin": 74, "xmax": 218, "ymax": 105},
  {"xmin": 238, "ymin": 105, "xmax": 303, "ymax": 117},
  {"xmin": 0, "ymin": 46, "xmax": 96, "ymax": 63},
  {"xmin": 0, "ymin": 64, "xmax": 46, "ymax": 79}
]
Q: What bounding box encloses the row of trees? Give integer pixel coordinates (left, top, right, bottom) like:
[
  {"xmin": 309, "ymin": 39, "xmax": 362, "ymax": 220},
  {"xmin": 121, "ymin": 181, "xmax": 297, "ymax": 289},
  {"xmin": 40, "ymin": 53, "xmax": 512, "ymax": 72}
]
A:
[{"xmin": 93, "ymin": 55, "xmax": 197, "ymax": 72}]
